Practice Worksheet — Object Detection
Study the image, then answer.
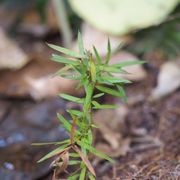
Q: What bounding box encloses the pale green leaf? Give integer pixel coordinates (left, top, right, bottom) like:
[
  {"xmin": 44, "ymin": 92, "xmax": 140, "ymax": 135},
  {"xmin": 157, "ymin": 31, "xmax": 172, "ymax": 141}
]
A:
[
  {"xmin": 32, "ymin": 142, "xmax": 59, "ymax": 146},
  {"xmin": 87, "ymin": 129, "xmax": 93, "ymax": 145},
  {"xmin": 69, "ymin": 153, "xmax": 80, "ymax": 157},
  {"xmin": 67, "ymin": 109, "xmax": 83, "ymax": 117},
  {"xmin": 84, "ymin": 83, "xmax": 93, "ymax": 111},
  {"xmin": 53, "ymin": 65, "xmax": 73, "ymax": 77},
  {"xmin": 78, "ymin": 31, "xmax": 85, "ymax": 55},
  {"xmin": 93, "ymin": 104, "xmax": 117, "ymax": 109},
  {"xmin": 93, "ymin": 93, "xmax": 104, "ymax": 98},
  {"xmin": 51, "ymin": 54, "xmax": 79, "ymax": 66},
  {"xmin": 60, "ymin": 73, "xmax": 81, "ymax": 80},
  {"xmin": 57, "ymin": 113, "xmax": 71, "ymax": 132},
  {"xmin": 98, "ymin": 76, "xmax": 131, "ymax": 85},
  {"xmin": 32, "ymin": 139, "xmax": 70, "ymax": 146},
  {"xmin": 91, "ymin": 124, "xmax": 99, "ymax": 129},
  {"xmin": 93, "ymin": 46, "xmax": 101, "ymax": 65},
  {"xmin": 100, "ymin": 65, "xmax": 129, "ymax": 74},
  {"xmin": 68, "ymin": 174, "xmax": 79, "ymax": 180},
  {"xmin": 96, "ymin": 85, "xmax": 124, "ymax": 97},
  {"xmin": 60, "ymin": 93, "xmax": 84, "ymax": 104},
  {"xmin": 77, "ymin": 141, "xmax": 114, "ymax": 163},
  {"xmin": 47, "ymin": 43, "xmax": 86, "ymax": 58},
  {"xmin": 92, "ymin": 101, "xmax": 118, "ymax": 109},
  {"xmin": 117, "ymin": 85, "xmax": 127, "ymax": 100},
  {"xmin": 79, "ymin": 166, "xmax": 86, "ymax": 180},
  {"xmin": 89, "ymin": 173, "xmax": 96, "ymax": 180},
  {"xmin": 38, "ymin": 144, "xmax": 69, "ymax": 162},
  {"xmin": 112, "ymin": 60, "xmax": 145, "ymax": 68},
  {"xmin": 89, "ymin": 61, "xmax": 96, "ymax": 83},
  {"xmin": 69, "ymin": 160, "xmax": 81, "ymax": 165},
  {"xmin": 105, "ymin": 38, "xmax": 111, "ymax": 64}
]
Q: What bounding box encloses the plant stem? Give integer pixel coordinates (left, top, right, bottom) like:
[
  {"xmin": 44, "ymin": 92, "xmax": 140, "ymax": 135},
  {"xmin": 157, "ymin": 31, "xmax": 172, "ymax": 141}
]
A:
[{"xmin": 52, "ymin": 0, "xmax": 72, "ymax": 48}]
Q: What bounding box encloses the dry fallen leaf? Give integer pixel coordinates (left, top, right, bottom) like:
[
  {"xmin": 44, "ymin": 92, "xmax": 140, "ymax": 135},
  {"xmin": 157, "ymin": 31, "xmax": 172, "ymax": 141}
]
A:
[
  {"xmin": 96, "ymin": 138, "xmax": 131, "ymax": 158},
  {"xmin": 26, "ymin": 75, "xmax": 77, "ymax": 100},
  {"xmin": 0, "ymin": 57, "xmax": 79, "ymax": 100},
  {"xmin": 73, "ymin": 145, "xmax": 96, "ymax": 177},
  {"xmin": 150, "ymin": 59, "xmax": 180, "ymax": 101},
  {"xmin": 51, "ymin": 151, "xmax": 69, "ymax": 178},
  {"xmin": 94, "ymin": 105, "xmax": 130, "ymax": 157},
  {"xmin": 0, "ymin": 28, "xmax": 28, "ymax": 70}
]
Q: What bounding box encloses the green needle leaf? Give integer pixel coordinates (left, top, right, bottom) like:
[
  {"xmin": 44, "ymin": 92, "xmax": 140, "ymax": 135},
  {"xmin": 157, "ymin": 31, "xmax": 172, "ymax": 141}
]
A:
[
  {"xmin": 100, "ymin": 65, "xmax": 129, "ymax": 74},
  {"xmin": 38, "ymin": 144, "xmax": 70, "ymax": 162},
  {"xmin": 68, "ymin": 174, "xmax": 79, "ymax": 180},
  {"xmin": 67, "ymin": 109, "xmax": 83, "ymax": 117},
  {"xmin": 47, "ymin": 43, "xmax": 86, "ymax": 58},
  {"xmin": 79, "ymin": 166, "xmax": 86, "ymax": 180},
  {"xmin": 77, "ymin": 141, "xmax": 114, "ymax": 163},
  {"xmin": 98, "ymin": 76, "xmax": 131, "ymax": 84},
  {"xmin": 32, "ymin": 139, "xmax": 70, "ymax": 146},
  {"xmin": 93, "ymin": 46, "xmax": 101, "ymax": 65},
  {"xmin": 57, "ymin": 113, "xmax": 72, "ymax": 132},
  {"xmin": 112, "ymin": 60, "xmax": 145, "ymax": 67},
  {"xmin": 69, "ymin": 160, "xmax": 81, "ymax": 165},
  {"xmin": 60, "ymin": 93, "xmax": 84, "ymax": 104},
  {"xmin": 78, "ymin": 31, "xmax": 85, "ymax": 55},
  {"xmin": 89, "ymin": 173, "xmax": 96, "ymax": 180},
  {"xmin": 92, "ymin": 101, "xmax": 118, "ymax": 109},
  {"xmin": 93, "ymin": 93, "xmax": 105, "ymax": 98},
  {"xmin": 105, "ymin": 38, "xmax": 111, "ymax": 64},
  {"xmin": 89, "ymin": 61, "xmax": 96, "ymax": 83},
  {"xmin": 51, "ymin": 54, "xmax": 80, "ymax": 66},
  {"xmin": 96, "ymin": 85, "xmax": 124, "ymax": 97}
]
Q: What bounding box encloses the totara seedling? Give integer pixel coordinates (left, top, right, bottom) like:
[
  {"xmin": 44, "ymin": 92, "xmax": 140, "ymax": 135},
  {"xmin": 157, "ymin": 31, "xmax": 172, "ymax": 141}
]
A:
[{"xmin": 33, "ymin": 32, "xmax": 144, "ymax": 179}]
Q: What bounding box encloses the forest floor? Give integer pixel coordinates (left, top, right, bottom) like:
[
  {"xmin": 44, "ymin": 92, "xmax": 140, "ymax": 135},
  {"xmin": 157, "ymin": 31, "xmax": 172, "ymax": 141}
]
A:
[{"xmin": 0, "ymin": 28, "xmax": 179, "ymax": 180}]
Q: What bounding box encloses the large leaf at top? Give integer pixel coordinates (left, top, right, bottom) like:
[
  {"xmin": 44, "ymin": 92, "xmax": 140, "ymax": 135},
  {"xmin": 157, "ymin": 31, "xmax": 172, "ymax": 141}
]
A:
[{"xmin": 69, "ymin": 0, "xmax": 179, "ymax": 35}]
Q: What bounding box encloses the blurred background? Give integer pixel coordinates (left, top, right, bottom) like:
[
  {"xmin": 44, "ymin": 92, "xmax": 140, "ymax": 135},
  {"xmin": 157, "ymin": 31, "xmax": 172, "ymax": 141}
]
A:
[{"xmin": 0, "ymin": 0, "xmax": 179, "ymax": 179}]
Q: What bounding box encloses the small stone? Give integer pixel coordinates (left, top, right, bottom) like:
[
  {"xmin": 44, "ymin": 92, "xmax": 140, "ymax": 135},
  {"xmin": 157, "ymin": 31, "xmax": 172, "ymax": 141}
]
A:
[
  {"xmin": 150, "ymin": 59, "xmax": 180, "ymax": 101},
  {"xmin": 3, "ymin": 162, "xmax": 14, "ymax": 170}
]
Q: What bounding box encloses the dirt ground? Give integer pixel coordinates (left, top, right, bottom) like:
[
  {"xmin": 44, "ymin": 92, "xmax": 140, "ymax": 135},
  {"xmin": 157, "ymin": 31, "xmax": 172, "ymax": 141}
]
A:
[{"xmin": 95, "ymin": 71, "xmax": 180, "ymax": 180}]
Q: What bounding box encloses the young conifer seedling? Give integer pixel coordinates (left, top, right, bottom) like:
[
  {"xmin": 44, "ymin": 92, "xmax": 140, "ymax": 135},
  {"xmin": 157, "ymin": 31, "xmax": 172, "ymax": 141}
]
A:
[{"xmin": 33, "ymin": 33, "xmax": 144, "ymax": 179}]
